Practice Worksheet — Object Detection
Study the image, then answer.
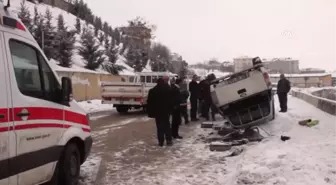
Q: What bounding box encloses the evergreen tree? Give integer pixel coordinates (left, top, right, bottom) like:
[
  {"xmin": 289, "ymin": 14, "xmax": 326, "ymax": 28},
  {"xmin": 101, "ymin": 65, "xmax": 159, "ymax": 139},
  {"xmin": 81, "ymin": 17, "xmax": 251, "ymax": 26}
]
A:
[
  {"xmin": 79, "ymin": 29, "xmax": 105, "ymax": 70},
  {"xmin": 94, "ymin": 26, "xmax": 99, "ymax": 37},
  {"xmin": 18, "ymin": 0, "xmax": 32, "ymax": 32},
  {"xmin": 57, "ymin": 30, "xmax": 75, "ymax": 67},
  {"xmin": 104, "ymin": 43, "xmax": 124, "ymax": 75},
  {"xmin": 126, "ymin": 47, "xmax": 148, "ymax": 72},
  {"xmin": 113, "ymin": 29, "xmax": 121, "ymax": 45},
  {"xmin": 95, "ymin": 17, "xmax": 102, "ymax": 30},
  {"xmin": 57, "ymin": 14, "xmax": 65, "ymax": 32},
  {"xmin": 104, "ymin": 35, "xmax": 109, "ymax": 49},
  {"xmin": 75, "ymin": 17, "xmax": 81, "ymax": 33},
  {"xmin": 56, "ymin": 14, "xmax": 75, "ymax": 67},
  {"xmin": 149, "ymin": 43, "xmax": 171, "ymax": 72},
  {"xmin": 33, "ymin": 6, "xmax": 39, "ymax": 26},
  {"xmin": 33, "ymin": 11, "xmax": 44, "ymax": 49},
  {"xmin": 98, "ymin": 32, "xmax": 104, "ymax": 44},
  {"xmin": 43, "ymin": 8, "xmax": 57, "ymax": 60},
  {"xmin": 108, "ymin": 26, "xmax": 113, "ymax": 36},
  {"xmin": 179, "ymin": 60, "xmax": 188, "ymax": 78},
  {"xmin": 103, "ymin": 22, "xmax": 109, "ymax": 33}
]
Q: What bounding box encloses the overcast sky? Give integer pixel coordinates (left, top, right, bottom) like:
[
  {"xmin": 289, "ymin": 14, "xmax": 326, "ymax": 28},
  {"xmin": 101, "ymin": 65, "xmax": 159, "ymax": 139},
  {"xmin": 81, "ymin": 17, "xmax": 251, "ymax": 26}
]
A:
[{"xmin": 85, "ymin": 0, "xmax": 336, "ymax": 70}]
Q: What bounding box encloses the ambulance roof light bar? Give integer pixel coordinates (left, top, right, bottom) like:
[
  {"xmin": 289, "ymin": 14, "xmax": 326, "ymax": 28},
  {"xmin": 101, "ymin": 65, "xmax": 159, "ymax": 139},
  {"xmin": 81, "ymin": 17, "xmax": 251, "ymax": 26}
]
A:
[
  {"xmin": 1, "ymin": 0, "xmax": 25, "ymax": 31},
  {"xmin": 2, "ymin": 16, "xmax": 26, "ymax": 31},
  {"xmin": 4, "ymin": 0, "xmax": 11, "ymax": 10}
]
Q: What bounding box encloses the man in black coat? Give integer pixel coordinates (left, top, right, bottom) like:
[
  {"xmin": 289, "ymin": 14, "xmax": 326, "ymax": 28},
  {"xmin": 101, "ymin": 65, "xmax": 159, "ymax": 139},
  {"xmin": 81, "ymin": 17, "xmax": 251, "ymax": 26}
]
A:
[
  {"xmin": 199, "ymin": 78, "xmax": 208, "ymax": 118},
  {"xmin": 171, "ymin": 78, "xmax": 183, "ymax": 139},
  {"xmin": 202, "ymin": 74, "xmax": 217, "ymax": 121},
  {"xmin": 277, "ymin": 74, "xmax": 291, "ymax": 112},
  {"xmin": 189, "ymin": 75, "xmax": 200, "ymax": 121},
  {"xmin": 147, "ymin": 76, "xmax": 173, "ymax": 146}
]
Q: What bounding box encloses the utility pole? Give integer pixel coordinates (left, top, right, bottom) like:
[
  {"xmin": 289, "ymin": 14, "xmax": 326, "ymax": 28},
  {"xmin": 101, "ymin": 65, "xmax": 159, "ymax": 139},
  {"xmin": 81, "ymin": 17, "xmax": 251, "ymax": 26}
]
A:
[{"xmin": 41, "ymin": 29, "xmax": 44, "ymax": 50}]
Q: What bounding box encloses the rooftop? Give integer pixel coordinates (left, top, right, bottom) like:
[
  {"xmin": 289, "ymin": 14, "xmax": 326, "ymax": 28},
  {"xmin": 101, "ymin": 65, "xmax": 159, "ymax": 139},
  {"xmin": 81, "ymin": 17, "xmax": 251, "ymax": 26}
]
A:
[{"xmin": 263, "ymin": 58, "xmax": 299, "ymax": 62}]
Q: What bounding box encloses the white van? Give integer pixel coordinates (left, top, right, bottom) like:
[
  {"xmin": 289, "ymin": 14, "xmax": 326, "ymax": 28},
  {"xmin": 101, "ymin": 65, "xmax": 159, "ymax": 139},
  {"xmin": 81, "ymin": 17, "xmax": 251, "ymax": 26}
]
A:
[{"xmin": 0, "ymin": 1, "xmax": 92, "ymax": 185}]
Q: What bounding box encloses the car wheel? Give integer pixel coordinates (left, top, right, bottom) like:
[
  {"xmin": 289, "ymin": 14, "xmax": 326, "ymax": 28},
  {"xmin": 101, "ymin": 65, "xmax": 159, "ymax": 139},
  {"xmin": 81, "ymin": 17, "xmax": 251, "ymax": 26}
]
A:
[{"xmin": 59, "ymin": 143, "xmax": 81, "ymax": 185}]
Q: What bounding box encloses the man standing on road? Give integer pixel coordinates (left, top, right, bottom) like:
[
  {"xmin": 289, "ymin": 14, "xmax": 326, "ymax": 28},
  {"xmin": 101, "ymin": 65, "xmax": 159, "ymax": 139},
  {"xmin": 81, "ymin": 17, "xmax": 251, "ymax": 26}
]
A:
[
  {"xmin": 189, "ymin": 75, "xmax": 200, "ymax": 121},
  {"xmin": 203, "ymin": 74, "xmax": 217, "ymax": 121},
  {"xmin": 147, "ymin": 76, "xmax": 173, "ymax": 146},
  {"xmin": 199, "ymin": 77, "xmax": 208, "ymax": 118},
  {"xmin": 171, "ymin": 78, "xmax": 183, "ymax": 139},
  {"xmin": 277, "ymin": 74, "xmax": 291, "ymax": 113}
]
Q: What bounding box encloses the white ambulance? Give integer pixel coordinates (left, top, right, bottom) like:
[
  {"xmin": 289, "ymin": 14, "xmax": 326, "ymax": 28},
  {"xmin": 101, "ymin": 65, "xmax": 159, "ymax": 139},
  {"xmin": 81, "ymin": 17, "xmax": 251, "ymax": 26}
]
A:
[{"xmin": 0, "ymin": 1, "xmax": 92, "ymax": 185}]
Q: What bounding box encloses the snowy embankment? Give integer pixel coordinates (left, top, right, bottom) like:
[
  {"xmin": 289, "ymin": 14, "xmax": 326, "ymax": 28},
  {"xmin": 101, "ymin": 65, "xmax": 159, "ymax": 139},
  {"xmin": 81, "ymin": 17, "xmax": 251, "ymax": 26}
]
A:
[
  {"xmin": 130, "ymin": 95, "xmax": 336, "ymax": 185},
  {"xmin": 77, "ymin": 99, "xmax": 112, "ymax": 113},
  {"xmin": 11, "ymin": 0, "xmax": 135, "ymax": 76},
  {"xmin": 77, "ymin": 99, "xmax": 114, "ymax": 121}
]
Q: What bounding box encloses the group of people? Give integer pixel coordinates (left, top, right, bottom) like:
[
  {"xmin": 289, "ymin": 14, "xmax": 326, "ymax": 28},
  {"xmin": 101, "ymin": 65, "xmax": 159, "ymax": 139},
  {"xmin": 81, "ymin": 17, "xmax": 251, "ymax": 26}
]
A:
[
  {"xmin": 147, "ymin": 74, "xmax": 218, "ymax": 147},
  {"xmin": 147, "ymin": 67, "xmax": 292, "ymax": 147}
]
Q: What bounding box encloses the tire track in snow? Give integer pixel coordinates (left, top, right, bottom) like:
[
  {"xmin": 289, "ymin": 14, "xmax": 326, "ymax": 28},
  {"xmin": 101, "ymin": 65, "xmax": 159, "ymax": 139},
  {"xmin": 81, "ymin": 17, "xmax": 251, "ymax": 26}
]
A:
[{"xmin": 80, "ymin": 115, "xmax": 151, "ymax": 185}]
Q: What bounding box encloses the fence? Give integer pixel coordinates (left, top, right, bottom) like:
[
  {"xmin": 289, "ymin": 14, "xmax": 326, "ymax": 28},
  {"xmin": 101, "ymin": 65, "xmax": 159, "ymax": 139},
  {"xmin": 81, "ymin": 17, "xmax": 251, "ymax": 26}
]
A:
[{"xmin": 56, "ymin": 71, "xmax": 122, "ymax": 101}]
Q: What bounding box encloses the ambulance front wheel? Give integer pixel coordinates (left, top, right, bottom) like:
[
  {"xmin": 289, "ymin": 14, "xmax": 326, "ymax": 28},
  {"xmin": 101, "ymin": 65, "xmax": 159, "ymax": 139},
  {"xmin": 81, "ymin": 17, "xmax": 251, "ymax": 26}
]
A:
[{"xmin": 58, "ymin": 143, "xmax": 81, "ymax": 185}]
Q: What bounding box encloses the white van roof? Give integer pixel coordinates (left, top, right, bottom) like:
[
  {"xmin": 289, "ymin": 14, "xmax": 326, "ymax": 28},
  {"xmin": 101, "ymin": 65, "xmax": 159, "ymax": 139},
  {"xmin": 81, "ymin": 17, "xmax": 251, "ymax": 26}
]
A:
[
  {"xmin": 137, "ymin": 71, "xmax": 178, "ymax": 77},
  {"xmin": 0, "ymin": 3, "xmax": 36, "ymax": 42}
]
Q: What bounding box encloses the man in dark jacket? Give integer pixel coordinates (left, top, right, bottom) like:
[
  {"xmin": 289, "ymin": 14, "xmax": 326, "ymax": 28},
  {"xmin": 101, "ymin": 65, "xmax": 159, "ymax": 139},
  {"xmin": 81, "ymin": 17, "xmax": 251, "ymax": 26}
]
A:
[
  {"xmin": 147, "ymin": 76, "xmax": 173, "ymax": 146},
  {"xmin": 277, "ymin": 74, "xmax": 291, "ymax": 112},
  {"xmin": 189, "ymin": 75, "xmax": 199, "ymax": 121},
  {"xmin": 171, "ymin": 78, "xmax": 183, "ymax": 139},
  {"xmin": 203, "ymin": 74, "xmax": 217, "ymax": 121},
  {"xmin": 199, "ymin": 78, "xmax": 208, "ymax": 118}
]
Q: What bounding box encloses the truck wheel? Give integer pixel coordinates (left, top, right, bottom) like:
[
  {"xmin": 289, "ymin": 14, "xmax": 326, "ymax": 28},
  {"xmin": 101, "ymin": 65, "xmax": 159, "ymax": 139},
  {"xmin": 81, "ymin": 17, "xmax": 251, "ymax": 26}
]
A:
[
  {"xmin": 116, "ymin": 106, "xmax": 128, "ymax": 113},
  {"xmin": 58, "ymin": 143, "xmax": 81, "ymax": 185}
]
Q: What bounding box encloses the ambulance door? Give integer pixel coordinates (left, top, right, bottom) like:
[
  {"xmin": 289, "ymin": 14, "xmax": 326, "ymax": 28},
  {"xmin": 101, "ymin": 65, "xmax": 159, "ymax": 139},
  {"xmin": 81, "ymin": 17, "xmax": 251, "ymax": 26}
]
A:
[{"xmin": 4, "ymin": 33, "xmax": 65, "ymax": 185}]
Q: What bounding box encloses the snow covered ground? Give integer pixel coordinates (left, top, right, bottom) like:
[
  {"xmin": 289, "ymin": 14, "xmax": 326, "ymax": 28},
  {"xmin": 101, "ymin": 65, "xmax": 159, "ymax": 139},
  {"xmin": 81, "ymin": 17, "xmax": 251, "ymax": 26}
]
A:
[
  {"xmin": 103, "ymin": 95, "xmax": 335, "ymax": 185},
  {"xmin": 77, "ymin": 99, "xmax": 113, "ymax": 113}
]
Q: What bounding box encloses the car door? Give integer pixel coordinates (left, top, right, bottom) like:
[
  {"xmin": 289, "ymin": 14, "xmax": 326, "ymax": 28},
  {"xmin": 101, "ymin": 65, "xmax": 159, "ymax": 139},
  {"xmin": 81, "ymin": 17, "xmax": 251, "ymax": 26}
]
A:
[
  {"xmin": 3, "ymin": 33, "xmax": 66, "ymax": 185},
  {"xmin": 0, "ymin": 31, "xmax": 16, "ymax": 185}
]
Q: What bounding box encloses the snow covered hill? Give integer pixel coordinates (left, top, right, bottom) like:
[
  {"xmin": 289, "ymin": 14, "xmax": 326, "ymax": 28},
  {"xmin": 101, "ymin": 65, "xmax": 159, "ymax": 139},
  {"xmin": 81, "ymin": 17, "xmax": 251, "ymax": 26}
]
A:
[{"xmin": 10, "ymin": 0, "xmax": 136, "ymax": 75}]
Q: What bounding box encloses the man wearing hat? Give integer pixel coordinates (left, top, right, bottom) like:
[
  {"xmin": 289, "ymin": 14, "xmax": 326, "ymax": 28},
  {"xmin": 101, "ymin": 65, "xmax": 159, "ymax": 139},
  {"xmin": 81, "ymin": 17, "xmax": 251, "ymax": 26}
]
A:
[
  {"xmin": 189, "ymin": 74, "xmax": 200, "ymax": 121},
  {"xmin": 170, "ymin": 78, "xmax": 183, "ymax": 139},
  {"xmin": 147, "ymin": 76, "xmax": 173, "ymax": 146},
  {"xmin": 277, "ymin": 74, "xmax": 291, "ymax": 112}
]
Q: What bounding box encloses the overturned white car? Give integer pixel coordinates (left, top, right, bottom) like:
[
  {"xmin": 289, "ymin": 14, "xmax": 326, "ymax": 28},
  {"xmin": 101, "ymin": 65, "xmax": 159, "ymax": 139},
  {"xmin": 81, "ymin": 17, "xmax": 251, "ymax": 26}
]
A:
[{"xmin": 210, "ymin": 59, "xmax": 275, "ymax": 129}]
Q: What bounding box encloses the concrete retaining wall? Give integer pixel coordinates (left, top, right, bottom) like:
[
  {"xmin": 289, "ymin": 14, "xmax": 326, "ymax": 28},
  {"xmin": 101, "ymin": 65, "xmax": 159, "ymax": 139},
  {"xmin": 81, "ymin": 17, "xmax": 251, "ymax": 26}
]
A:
[
  {"xmin": 311, "ymin": 89, "xmax": 336, "ymax": 101},
  {"xmin": 291, "ymin": 90, "xmax": 336, "ymax": 115}
]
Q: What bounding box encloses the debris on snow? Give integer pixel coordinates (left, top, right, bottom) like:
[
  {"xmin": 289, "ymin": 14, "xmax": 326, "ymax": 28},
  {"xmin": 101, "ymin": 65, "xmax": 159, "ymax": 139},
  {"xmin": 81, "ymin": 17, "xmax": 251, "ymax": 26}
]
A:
[
  {"xmin": 209, "ymin": 141, "xmax": 232, "ymax": 151},
  {"xmin": 280, "ymin": 135, "xmax": 291, "ymax": 141}
]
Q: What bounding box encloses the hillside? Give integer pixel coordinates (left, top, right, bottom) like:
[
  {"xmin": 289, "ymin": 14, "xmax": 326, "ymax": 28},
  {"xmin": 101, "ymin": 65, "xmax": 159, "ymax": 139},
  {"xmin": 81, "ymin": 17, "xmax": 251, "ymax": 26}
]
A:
[{"xmin": 10, "ymin": 0, "xmax": 137, "ymax": 75}]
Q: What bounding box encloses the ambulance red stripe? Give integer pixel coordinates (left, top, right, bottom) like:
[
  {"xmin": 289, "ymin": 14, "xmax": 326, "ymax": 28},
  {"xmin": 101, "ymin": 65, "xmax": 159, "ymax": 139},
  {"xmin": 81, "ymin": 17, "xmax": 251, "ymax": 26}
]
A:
[
  {"xmin": 0, "ymin": 123, "xmax": 90, "ymax": 133},
  {"xmin": 0, "ymin": 107, "xmax": 88, "ymax": 125}
]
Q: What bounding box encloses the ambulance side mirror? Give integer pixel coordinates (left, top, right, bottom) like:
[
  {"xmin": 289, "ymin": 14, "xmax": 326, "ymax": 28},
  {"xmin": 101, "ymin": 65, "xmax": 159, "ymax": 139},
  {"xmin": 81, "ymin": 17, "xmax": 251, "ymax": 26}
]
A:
[{"xmin": 61, "ymin": 77, "xmax": 72, "ymax": 102}]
